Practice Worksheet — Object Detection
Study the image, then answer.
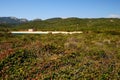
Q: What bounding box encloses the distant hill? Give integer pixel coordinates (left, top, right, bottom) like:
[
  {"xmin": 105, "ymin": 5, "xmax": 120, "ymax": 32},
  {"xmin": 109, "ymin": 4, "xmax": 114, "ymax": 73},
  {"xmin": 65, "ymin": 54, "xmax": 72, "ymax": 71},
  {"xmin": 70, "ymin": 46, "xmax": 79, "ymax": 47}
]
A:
[
  {"xmin": 13, "ymin": 18, "xmax": 120, "ymax": 31},
  {"xmin": 0, "ymin": 17, "xmax": 120, "ymax": 32},
  {"xmin": 0, "ymin": 17, "xmax": 28, "ymax": 24}
]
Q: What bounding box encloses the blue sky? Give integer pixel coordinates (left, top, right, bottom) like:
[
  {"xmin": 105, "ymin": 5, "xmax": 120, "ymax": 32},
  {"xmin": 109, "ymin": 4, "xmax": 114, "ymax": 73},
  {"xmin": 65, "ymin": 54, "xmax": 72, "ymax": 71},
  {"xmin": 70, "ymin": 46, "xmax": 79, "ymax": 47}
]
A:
[{"xmin": 0, "ymin": 0, "xmax": 120, "ymax": 20}]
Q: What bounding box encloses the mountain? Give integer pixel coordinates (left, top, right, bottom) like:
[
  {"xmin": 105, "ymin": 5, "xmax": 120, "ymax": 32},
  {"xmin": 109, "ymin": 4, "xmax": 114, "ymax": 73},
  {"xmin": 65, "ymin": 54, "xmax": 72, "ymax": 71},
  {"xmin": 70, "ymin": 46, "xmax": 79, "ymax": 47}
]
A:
[
  {"xmin": 0, "ymin": 17, "xmax": 120, "ymax": 32},
  {"xmin": 0, "ymin": 17, "xmax": 28, "ymax": 24}
]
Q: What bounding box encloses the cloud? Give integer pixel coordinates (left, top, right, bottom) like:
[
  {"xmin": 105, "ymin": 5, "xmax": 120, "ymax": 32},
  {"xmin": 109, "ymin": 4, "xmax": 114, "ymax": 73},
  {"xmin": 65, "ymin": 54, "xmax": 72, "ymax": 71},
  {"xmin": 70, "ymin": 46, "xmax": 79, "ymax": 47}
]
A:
[{"xmin": 108, "ymin": 14, "xmax": 120, "ymax": 18}]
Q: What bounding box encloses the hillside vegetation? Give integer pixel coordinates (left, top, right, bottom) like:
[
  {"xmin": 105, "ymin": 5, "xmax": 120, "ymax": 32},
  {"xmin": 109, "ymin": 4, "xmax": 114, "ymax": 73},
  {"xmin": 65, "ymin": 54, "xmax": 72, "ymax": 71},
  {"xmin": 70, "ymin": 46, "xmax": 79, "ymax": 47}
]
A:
[
  {"xmin": 0, "ymin": 18, "xmax": 120, "ymax": 79},
  {"xmin": 13, "ymin": 18, "xmax": 120, "ymax": 32}
]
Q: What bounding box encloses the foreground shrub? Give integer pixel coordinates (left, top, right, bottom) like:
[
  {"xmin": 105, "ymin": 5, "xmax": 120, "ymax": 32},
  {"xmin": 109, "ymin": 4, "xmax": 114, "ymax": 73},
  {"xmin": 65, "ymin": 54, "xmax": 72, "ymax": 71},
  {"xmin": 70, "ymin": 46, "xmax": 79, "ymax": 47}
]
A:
[{"xmin": 0, "ymin": 49, "xmax": 37, "ymax": 79}]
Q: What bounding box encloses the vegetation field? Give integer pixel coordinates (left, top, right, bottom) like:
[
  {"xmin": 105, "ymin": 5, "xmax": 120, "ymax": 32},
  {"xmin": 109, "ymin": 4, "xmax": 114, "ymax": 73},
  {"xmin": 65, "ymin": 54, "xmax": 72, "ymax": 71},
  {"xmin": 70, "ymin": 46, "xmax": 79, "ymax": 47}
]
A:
[{"xmin": 0, "ymin": 18, "xmax": 120, "ymax": 79}]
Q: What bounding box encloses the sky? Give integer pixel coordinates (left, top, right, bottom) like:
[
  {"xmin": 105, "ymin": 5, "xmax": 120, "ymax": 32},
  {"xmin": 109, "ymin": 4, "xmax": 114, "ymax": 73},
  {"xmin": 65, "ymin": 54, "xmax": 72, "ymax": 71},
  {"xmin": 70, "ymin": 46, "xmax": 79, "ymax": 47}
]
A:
[{"xmin": 0, "ymin": 0, "xmax": 120, "ymax": 20}]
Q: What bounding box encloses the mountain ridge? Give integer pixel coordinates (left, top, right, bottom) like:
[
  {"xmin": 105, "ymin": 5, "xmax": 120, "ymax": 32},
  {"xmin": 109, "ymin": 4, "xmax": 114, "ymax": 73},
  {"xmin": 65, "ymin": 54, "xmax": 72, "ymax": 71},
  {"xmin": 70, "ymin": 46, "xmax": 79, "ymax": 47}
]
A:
[{"xmin": 0, "ymin": 17, "xmax": 28, "ymax": 24}]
